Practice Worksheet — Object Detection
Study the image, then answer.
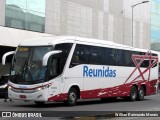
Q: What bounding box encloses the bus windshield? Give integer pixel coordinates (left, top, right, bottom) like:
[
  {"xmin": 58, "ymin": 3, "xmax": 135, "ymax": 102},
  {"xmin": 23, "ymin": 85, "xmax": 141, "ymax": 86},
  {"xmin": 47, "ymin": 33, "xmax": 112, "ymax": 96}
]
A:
[
  {"xmin": 9, "ymin": 43, "xmax": 73, "ymax": 85},
  {"xmin": 10, "ymin": 46, "xmax": 52, "ymax": 84}
]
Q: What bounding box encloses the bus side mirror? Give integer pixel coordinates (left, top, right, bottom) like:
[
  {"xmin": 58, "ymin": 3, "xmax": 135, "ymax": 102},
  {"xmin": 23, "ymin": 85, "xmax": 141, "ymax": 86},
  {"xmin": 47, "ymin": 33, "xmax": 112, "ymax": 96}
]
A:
[
  {"xmin": 42, "ymin": 50, "xmax": 62, "ymax": 66},
  {"xmin": 2, "ymin": 51, "xmax": 15, "ymax": 65}
]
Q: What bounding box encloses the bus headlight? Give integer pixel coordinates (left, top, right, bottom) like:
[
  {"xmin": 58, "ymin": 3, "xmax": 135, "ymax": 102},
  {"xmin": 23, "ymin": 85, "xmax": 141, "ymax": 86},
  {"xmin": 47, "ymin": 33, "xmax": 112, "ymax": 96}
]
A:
[
  {"xmin": 36, "ymin": 87, "xmax": 42, "ymax": 91},
  {"xmin": 36, "ymin": 83, "xmax": 52, "ymax": 92},
  {"xmin": 8, "ymin": 86, "xmax": 12, "ymax": 90},
  {"xmin": 36, "ymin": 86, "xmax": 47, "ymax": 92}
]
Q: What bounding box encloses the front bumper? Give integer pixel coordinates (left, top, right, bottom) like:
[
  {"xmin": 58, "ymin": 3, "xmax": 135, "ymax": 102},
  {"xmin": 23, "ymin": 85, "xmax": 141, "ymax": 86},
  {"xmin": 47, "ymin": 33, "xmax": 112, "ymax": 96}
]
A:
[{"xmin": 8, "ymin": 88, "xmax": 48, "ymax": 102}]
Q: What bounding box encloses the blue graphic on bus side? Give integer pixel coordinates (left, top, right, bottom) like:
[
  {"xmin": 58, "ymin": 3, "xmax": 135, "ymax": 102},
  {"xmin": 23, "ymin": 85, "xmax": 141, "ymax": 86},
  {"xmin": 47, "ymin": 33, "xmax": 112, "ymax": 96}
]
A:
[{"xmin": 83, "ymin": 66, "xmax": 116, "ymax": 77}]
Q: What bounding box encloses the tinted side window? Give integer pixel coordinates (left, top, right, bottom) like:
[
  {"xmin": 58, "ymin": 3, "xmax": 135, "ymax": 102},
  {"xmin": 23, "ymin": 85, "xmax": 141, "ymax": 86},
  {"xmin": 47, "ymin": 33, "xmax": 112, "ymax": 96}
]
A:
[
  {"xmin": 140, "ymin": 60, "xmax": 157, "ymax": 68},
  {"xmin": 54, "ymin": 43, "xmax": 73, "ymax": 55},
  {"xmin": 90, "ymin": 46, "xmax": 102, "ymax": 65},
  {"xmin": 140, "ymin": 60, "xmax": 149, "ymax": 68},
  {"xmin": 54, "ymin": 43, "xmax": 73, "ymax": 73},
  {"xmin": 103, "ymin": 48, "xmax": 113, "ymax": 65},
  {"xmin": 118, "ymin": 50, "xmax": 125, "ymax": 66},
  {"xmin": 48, "ymin": 57, "xmax": 60, "ymax": 79},
  {"xmin": 70, "ymin": 44, "xmax": 90, "ymax": 67},
  {"xmin": 125, "ymin": 51, "xmax": 135, "ymax": 67},
  {"xmin": 103, "ymin": 48, "xmax": 119, "ymax": 66},
  {"xmin": 70, "ymin": 44, "xmax": 157, "ymax": 68},
  {"xmin": 112, "ymin": 49, "xmax": 119, "ymax": 66},
  {"xmin": 131, "ymin": 52, "xmax": 157, "ymax": 68}
]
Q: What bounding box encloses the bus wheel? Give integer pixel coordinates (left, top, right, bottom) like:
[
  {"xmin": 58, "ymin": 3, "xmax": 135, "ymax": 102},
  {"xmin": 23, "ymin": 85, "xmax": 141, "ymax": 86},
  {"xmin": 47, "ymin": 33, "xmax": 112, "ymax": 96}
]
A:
[
  {"xmin": 65, "ymin": 88, "xmax": 78, "ymax": 106},
  {"xmin": 129, "ymin": 86, "xmax": 138, "ymax": 101},
  {"xmin": 137, "ymin": 86, "xmax": 145, "ymax": 101},
  {"xmin": 34, "ymin": 101, "xmax": 45, "ymax": 105}
]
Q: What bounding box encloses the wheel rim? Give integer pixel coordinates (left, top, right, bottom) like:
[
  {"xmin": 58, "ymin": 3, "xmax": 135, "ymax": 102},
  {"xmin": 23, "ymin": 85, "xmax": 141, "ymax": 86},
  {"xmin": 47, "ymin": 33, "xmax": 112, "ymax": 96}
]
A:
[
  {"xmin": 69, "ymin": 92, "xmax": 76, "ymax": 103},
  {"xmin": 131, "ymin": 90, "xmax": 136, "ymax": 100},
  {"xmin": 139, "ymin": 89, "xmax": 144, "ymax": 99}
]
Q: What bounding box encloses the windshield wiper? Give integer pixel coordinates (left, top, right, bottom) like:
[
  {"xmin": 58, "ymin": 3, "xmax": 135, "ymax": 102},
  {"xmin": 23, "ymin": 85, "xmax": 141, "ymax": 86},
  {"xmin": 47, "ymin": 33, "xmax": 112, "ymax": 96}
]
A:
[
  {"xmin": 20, "ymin": 60, "xmax": 28, "ymax": 75},
  {"xmin": 14, "ymin": 60, "xmax": 28, "ymax": 82}
]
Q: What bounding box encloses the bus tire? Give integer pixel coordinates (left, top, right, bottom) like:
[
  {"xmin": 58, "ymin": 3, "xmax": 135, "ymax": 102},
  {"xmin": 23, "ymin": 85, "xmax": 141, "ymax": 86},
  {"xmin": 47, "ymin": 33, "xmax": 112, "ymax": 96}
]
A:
[
  {"xmin": 34, "ymin": 101, "xmax": 45, "ymax": 105},
  {"xmin": 64, "ymin": 88, "xmax": 78, "ymax": 106},
  {"xmin": 129, "ymin": 86, "xmax": 138, "ymax": 101},
  {"xmin": 137, "ymin": 86, "xmax": 145, "ymax": 101}
]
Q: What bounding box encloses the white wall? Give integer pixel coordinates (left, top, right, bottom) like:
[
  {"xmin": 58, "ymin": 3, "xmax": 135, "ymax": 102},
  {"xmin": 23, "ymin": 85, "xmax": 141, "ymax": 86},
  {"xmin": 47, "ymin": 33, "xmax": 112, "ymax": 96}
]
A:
[
  {"xmin": 123, "ymin": 0, "xmax": 151, "ymax": 23},
  {"xmin": 123, "ymin": 0, "xmax": 151, "ymax": 48},
  {"xmin": 0, "ymin": 26, "xmax": 53, "ymax": 47},
  {"xmin": 0, "ymin": 0, "xmax": 5, "ymax": 26},
  {"xmin": 45, "ymin": 0, "xmax": 151, "ymax": 49},
  {"xmin": 0, "ymin": 0, "xmax": 151, "ymax": 49}
]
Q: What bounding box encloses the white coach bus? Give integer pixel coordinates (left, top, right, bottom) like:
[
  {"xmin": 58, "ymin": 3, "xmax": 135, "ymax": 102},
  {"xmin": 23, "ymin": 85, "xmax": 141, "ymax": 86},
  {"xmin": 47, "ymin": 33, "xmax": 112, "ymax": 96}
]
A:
[{"xmin": 2, "ymin": 36, "xmax": 159, "ymax": 106}]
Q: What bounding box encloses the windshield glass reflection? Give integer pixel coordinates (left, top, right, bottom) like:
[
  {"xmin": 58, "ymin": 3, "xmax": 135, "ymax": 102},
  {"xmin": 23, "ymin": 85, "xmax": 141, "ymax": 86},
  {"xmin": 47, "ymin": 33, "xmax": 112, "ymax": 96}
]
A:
[{"xmin": 10, "ymin": 46, "xmax": 52, "ymax": 84}]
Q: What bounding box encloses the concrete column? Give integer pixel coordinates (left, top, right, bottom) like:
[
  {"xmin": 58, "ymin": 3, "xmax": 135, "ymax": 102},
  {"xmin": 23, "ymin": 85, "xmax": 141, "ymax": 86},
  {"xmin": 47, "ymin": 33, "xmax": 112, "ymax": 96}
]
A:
[{"xmin": 0, "ymin": 0, "xmax": 5, "ymax": 26}]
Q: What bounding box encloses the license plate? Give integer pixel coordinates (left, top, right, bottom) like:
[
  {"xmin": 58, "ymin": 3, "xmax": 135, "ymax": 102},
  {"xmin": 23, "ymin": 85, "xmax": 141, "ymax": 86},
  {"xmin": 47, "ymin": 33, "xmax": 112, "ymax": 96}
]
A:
[{"xmin": 20, "ymin": 95, "xmax": 26, "ymax": 99}]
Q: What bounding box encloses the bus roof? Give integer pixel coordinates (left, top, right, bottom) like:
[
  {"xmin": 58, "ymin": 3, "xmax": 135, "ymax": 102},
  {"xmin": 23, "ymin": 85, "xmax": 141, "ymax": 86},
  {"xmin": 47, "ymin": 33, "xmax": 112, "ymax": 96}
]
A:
[
  {"xmin": 19, "ymin": 36, "xmax": 158, "ymax": 54},
  {"xmin": 19, "ymin": 36, "xmax": 75, "ymax": 46}
]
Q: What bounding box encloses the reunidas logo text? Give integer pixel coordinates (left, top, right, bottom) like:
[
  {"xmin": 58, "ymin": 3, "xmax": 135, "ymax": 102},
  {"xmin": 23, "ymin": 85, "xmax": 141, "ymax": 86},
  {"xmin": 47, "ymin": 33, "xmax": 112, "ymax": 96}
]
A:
[{"xmin": 83, "ymin": 66, "xmax": 116, "ymax": 77}]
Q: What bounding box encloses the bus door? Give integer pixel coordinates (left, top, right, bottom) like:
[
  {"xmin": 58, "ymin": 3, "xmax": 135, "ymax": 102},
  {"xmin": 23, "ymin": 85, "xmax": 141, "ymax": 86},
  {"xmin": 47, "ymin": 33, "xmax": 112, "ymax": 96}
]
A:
[
  {"xmin": 47, "ymin": 43, "xmax": 73, "ymax": 97},
  {"xmin": 47, "ymin": 56, "xmax": 61, "ymax": 97}
]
